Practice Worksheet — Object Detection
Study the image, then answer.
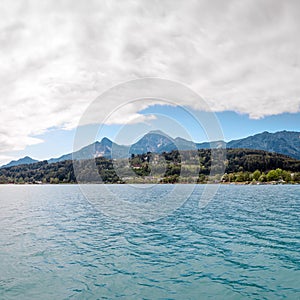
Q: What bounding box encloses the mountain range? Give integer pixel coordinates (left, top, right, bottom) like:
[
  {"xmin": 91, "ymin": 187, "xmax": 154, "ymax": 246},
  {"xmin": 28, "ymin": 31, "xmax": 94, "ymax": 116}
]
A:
[
  {"xmin": 227, "ymin": 130, "xmax": 300, "ymax": 159},
  {"xmin": 1, "ymin": 156, "xmax": 38, "ymax": 169},
  {"xmin": 2, "ymin": 130, "xmax": 300, "ymax": 168}
]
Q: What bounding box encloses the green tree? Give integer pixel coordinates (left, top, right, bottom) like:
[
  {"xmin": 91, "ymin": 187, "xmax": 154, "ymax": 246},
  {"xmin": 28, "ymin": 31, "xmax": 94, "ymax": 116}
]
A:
[
  {"xmin": 50, "ymin": 177, "xmax": 59, "ymax": 184},
  {"xmin": 282, "ymin": 170, "xmax": 291, "ymax": 182},
  {"xmin": 267, "ymin": 170, "xmax": 279, "ymax": 181},
  {"xmin": 252, "ymin": 170, "xmax": 261, "ymax": 181},
  {"xmin": 259, "ymin": 173, "xmax": 267, "ymax": 182}
]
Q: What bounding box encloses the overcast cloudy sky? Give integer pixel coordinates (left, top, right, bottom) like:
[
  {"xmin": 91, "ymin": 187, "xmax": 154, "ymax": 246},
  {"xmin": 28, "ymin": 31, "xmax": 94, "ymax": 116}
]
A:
[{"xmin": 0, "ymin": 0, "xmax": 300, "ymax": 164}]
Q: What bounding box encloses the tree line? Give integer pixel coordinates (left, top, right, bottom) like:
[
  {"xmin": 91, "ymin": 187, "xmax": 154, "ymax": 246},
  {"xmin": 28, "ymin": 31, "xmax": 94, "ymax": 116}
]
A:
[{"xmin": 0, "ymin": 148, "xmax": 300, "ymax": 184}]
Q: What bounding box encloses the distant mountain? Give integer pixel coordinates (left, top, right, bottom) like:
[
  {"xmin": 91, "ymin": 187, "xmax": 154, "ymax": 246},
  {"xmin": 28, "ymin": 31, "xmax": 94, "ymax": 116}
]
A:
[
  {"xmin": 48, "ymin": 138, "xmax": 129, "ymax": 164},
  {"xmin": 227, "ymin": 131, "xmax": 300, "ymax": 160},
  {"xmin": 129, "ymin": 131, "xmax": 225, "ymax": 154},
  {"xmin": 47, "ymin": 130, "xmax": 300, "ymax": 164},
  {"xmin": 129, "ymin": 130, "xmax": 178, "ymax": 154},
  {"xmin": 174, "ymin": 137, "xmax": 197, "ymax": 150},
  {"xmin": 1, "ymin": 156, "xmax": 38, "ymax": 169},
  {"xmin": 48, "ymin": 153, "xmax": 72, "ymax": 164},
  {"xmin": 129, "ymin": 130, "xmax": 300, "ymax": 159},
  {"xmin": 49, "ymin": 131, "xmax": 200, "ymax": 162},
  {"xmin": 196, "ymin": 140, "xmax": 227, "ymax": 149},
  {"xmin": 3, "ymin": 130, "xmax": 299, "ymax": 168}
]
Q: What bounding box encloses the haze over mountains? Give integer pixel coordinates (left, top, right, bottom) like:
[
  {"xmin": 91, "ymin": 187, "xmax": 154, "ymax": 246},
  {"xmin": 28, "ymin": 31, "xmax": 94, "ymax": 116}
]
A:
[{"xmin": 2, "ymin": 130, "xmax": 300, "ymax": 168}]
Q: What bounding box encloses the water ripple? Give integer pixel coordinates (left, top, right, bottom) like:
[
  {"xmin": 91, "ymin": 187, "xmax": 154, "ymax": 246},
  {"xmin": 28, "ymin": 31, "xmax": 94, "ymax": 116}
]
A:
[{"xmin": 0, "ymin": 185, "xmax": 299, "ymax": 299}]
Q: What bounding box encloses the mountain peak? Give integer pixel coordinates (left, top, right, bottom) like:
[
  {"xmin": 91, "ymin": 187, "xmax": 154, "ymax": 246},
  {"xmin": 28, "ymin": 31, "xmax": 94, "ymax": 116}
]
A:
[
  {"xmin": 100, "ymin": 137, "xmax": 113, "ymax": 144},
  {"xmin": 1, "ymin": 156, "xmax": 38, "ymax": 169},
  {"xmin": 146, "ymin": 130, "xmax": 169, "ymax": 136},
  {"xmin": 129, "ymin": 130, "xmax": 175, "ymax": 154},
  {"xmin": 261, "ymin": 131, "xmax": 270, "ymax": 134}
]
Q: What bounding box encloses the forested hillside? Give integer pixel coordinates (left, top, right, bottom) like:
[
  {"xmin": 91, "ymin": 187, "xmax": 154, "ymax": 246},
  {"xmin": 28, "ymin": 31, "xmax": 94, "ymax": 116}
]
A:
[{"xmin": 1, "ymin": 148, "xmax": 300, "ymax": 184}]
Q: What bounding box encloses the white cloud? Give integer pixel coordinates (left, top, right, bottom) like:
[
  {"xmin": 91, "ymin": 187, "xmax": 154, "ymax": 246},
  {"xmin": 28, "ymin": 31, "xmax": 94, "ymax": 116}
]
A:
[
  {"xmin": 0, "ymin": 154, "xmax": 18, "ymax": 166},
  {"xmin": 0, "ymin": 0, "xmax": 300, "ymax": 154}
]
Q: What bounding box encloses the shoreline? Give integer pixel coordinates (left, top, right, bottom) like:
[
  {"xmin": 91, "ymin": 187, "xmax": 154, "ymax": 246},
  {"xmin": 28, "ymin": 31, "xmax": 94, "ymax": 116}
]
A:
[{"xmin": 1, "ymin": 181, "xmax": 299, "ymax": 186}]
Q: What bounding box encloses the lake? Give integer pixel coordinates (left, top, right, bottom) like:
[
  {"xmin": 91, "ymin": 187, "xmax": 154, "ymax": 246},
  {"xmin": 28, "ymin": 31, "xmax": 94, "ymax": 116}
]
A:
[{"xmin": 0, "ymin": 184, "xmax": 299, "ymax": 299}]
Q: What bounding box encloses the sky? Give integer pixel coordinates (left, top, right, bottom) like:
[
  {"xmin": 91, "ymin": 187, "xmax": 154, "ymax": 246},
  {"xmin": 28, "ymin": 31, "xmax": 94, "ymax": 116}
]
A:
[{"xmin": 0, "ymin": 0, "xmax": 300, "ymax": 164}]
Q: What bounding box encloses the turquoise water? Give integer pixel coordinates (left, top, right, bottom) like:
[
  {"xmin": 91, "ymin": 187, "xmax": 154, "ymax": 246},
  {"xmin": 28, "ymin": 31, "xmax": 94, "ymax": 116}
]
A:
[{"xmin": 0, "ymin": 185, "xmax": 299, "ymax": 299}]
